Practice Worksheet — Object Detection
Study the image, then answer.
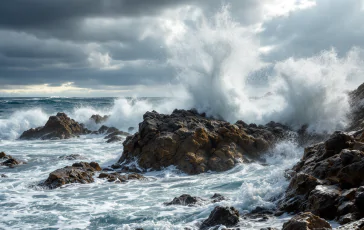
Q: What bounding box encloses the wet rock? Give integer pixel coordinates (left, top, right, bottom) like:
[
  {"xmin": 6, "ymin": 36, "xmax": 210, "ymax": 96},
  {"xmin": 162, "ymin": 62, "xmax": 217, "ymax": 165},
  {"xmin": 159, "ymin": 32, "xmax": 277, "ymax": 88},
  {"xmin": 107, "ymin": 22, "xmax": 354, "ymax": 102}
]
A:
[
  {"xmin": 164, "ymin": 194, "xmax": 204, "ymax": 206},
  {"xmin": 348, "ymin": 82, "xmax": 364, "ymax": 130},
  {"xmin": 282, "ymin": 212, "xmax": 332, "ymax": 230},
  {"xmin": 98, "ymin": 172, "xmax": 145, "ymax": 183},
  {"xmin": 0, "ymin": 152, "xmax": 26, "ymax": 168},
  {"xmin": 20, "ymin": 113, "xmax": 88, "ymax": 140},
  {"xmin": 335, "ymin": 217, "xmax": 364, "ymax": 229},
  {"xmin": 128, "ymin": 127, "xmax": 135, "ymax": 132},
  {"xmin": 106, "ymin": 135, "xmax": 123, "ymax": 143},
  {"xmin": 1, "ymin": 174, "xmax": 7, "ymax": 178},
  {"xmin": 58, "ymin": 154, "xmax": 86, "ymax": 160},
  {"xmin": 200, "ymin": 206, "xmax": 240, "ymax": 230},
  {"xmin": 39, "ymin": 162, "xmax": 102, "ymax": 189},
  {"xmin": 90, "ymin": 114, "xmax": 109, "ymax": 124},
  {"xmin": 211, "ymin": 193, "xmax": 226, "ymax": 203},
  {"xmin": 117, "ymin": 109, "xmax": 290, "ymax": 175},
  {"xmin": 306, "ymin": 185, "xmax": 341, "ymax": 219}
]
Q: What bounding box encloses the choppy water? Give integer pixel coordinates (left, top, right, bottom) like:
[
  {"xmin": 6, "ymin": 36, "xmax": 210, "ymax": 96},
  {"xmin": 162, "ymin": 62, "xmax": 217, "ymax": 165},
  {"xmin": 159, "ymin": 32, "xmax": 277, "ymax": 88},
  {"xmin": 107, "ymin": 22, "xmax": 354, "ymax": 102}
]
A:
[{"xmin": 0, "ymin": 97, "xmax": 303, "ymax": 230}]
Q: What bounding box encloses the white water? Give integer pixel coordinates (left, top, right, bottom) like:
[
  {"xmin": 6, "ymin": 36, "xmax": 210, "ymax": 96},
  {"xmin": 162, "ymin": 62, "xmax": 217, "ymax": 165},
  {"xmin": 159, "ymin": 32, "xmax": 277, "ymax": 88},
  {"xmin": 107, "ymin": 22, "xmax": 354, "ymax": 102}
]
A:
[{"xmin": 0, "ymin": 4, "xmax": 363, "ymax": 230}]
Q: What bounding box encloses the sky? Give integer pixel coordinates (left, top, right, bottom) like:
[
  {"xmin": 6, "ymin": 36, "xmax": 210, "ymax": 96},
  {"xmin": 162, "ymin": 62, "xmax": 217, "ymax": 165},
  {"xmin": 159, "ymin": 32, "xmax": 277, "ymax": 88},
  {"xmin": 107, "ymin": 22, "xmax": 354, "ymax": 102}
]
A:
[{"xmin": 0, "ymin": 0, "xmax": 363, "ymax": 97}]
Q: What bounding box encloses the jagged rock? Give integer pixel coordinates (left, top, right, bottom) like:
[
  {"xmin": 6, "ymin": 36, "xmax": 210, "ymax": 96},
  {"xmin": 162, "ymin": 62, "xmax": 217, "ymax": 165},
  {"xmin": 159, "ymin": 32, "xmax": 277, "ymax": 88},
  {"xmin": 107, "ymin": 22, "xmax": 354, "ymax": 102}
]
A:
[
  {"xmin": 39, "ymin": 162, "xmax": 101, "ymax": 189},
  {"xmin": 200, "ymin": 206, "xmax": 240, "ymax": 230},
  {"xmin": 211, "ymin": 193, "xmax": 226, "ymax": 203},
  {"xmin": 336, "ymin": 217, "xmax": 364, "ymax": 229},
  {"xmin": 282, "ymin": 212, "xmax": 332, "ymax": 230},
  {"xmin": 20, "ymin": 113, "xmax": 89, "ymax": 140},
  {"xmin": 58, "ymin": 154, "xmax": 86, "ymax": 160},
  {"xmin": 106, "ymin": 136, "xmax": 123, "ymax": 143},
  {"xmin": 105, "ymin": 131, "xmax": 130, "ymax": 143},
  {"xmin": 279, "ymin": 127, "xmax": 364, "ymax": 225},
  {"xmin": 116, "ymin": 109, "xmax": 290, "ymax": 175},
  {"xmin": 90, "ymin": 114, "xmax": 109, "ymax": 124},
  {"xmin": 349, "ymin": 82, "xmax": 364, "ymax": 130},
  {"xmin": 98, "ymin": 172, "xmax": 145, "ymax": 183},
  {"xmin": 164, "ymin": 194, "xmax": 204, "ymax": 206},
  {"xmin": 98, "ymin": 125, "xmax": 119, "ymax": 134},
  {"xmin": 0, "ymin": 152, "xmax": 26, "ymax": 168}
]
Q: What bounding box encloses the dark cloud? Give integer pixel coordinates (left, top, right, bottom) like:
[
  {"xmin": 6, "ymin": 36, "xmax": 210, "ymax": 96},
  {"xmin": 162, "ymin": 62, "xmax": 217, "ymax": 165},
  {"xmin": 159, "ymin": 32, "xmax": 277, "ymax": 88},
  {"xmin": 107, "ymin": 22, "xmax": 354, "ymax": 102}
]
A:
[{"xmin": 0, "ymin": 0, "xmax": 363, "ymax": 95}]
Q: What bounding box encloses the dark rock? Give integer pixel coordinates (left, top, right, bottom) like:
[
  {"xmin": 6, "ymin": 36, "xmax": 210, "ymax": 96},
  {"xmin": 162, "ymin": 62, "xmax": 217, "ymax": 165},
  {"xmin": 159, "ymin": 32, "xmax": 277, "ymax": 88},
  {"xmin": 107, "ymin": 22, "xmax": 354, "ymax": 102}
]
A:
[
  {"xmin": 306, "ymin": 185, "xmax": 341, "ymax": 219},
  {"xmin": 58, "ymin": 154, "xmax": 86, "ymax": 160},
  {"xmin": 128, "ymin": 127, "xmax": 135, "ymax": 132},
  {"xmin": 164, "ymin": 194, "xmax": 204, "ymax": 206},
  {"xmin": 0, "ymin": 152, "xmax": 26, "ymax": 168},
  {"xmin": 211, "ymin": 193, "xmax": 226, "ymax": 203},
  {"xmin": 200, "ymin": 206, "xmax": 240, "ymax": 230},
  {"xmin": 117, "ymin": 109, "xmax": 290, "ymax": 175},
  {"xmin": 282, "ymin": 212, "xmax": 332, "ymax": 230},
  {"xmin": 1, "ymin": 174, "xmax": 7, "ymax": 178},
  {"xmin": 20, "ymin": 113, "xmax": 88, "ymax": 140},
  {"xmin": 98, "ymin": 172, "xmax": 145, "ymax": 183},
  {"xmin": 106, "ymin": 136, "xmax": 123, "ymax": 143},
  {"xmin": 39, "ymin": 162, "xmax": 102, "ymax": 189},
  {"xmin": 335, "ymin": 217, "xmax": 364, "ymax": 229},
  {"xmin": 90, "ymin": 114, "xmax": 109, "ymax": 124}
]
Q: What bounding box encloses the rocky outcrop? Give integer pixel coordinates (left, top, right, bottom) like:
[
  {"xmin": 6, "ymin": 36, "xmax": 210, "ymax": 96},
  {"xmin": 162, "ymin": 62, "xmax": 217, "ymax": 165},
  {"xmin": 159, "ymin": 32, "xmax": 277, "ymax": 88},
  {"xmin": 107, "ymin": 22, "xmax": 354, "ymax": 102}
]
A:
[
  {"xmin": 282, "ymin": 212, "xmax": 332, "ymax": 230},
  {"xmin": 98, "ymin": 172, "xmax": 145, "ymax": 183},
  {"xmin": 200, "ymin": 206, "xmax": 240, "ymax": 230},
  {"xmin": 164, "ymin": 193, "xmax": 226, "ymax": 206},
  {"xmin": 39, "ymin": 162, "xmax": 101, "ymax": 189},
  {"xmin": 115, "ymin": 109, "xmax": 290, "ymax": 174},
  {"xmin": 0, "ymin": 152, "xmax": 26, "ymax": 168},
  {"xmin": 20, "ymin": 113, "xmax": 90, "ymax": 140},
  {"xmin": 279, "ymin": 130, "xmax": 364, "ymax": 224},
  {"xmin": 90, "ymin": 114, "xmax": 109, "ymax": 124},
  {"xmin": 349, "ymin": 82, "xmax": 364, "ymax": 130}
]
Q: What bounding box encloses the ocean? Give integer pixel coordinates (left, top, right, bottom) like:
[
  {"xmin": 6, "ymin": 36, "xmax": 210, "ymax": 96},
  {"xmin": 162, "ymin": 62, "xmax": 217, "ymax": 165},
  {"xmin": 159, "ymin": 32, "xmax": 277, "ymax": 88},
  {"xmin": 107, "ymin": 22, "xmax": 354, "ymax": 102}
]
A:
[{"xmin": 0, "ymin": 97, "xmax": 302, "ymax": 229}]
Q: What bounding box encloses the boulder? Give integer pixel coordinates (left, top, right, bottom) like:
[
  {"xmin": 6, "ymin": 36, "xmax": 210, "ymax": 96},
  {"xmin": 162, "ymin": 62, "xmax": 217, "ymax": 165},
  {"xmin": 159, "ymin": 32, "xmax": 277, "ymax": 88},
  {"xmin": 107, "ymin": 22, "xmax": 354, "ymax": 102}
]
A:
[
  {"xmin": 98, "ymin": 172, "xmax": 145, "ymax": 183},
  {"xmin": 306, "ymin": 185, "xmax": 341, "ymax": 219},
  {"xmin": 0, "ymin": 152, "xmax": 26, "ymax": 168},
  {"xmin": 200, "ymin": 206, "xmax": 240, "ymax": 230},
  {"xmin": 20, "ymin": 113, "xmax": 89, "ymax": 140},
  {"xmin": 90, "ymin": 114, "xmax": 109, "ymax": 124},
  {"xmin": 282, "ymin": 212, "xmax": 332, "ymax": 230},
  {"xmin": 39, "ymin": 162, "xmax": 101, "ymax": 189},
  {"xmin": 116, "ymin": 109, "xmax": 290, "ymax": 174},
  {"xmin": 164, "ymin": 194, "xmax": 204, "ymax": 206}
]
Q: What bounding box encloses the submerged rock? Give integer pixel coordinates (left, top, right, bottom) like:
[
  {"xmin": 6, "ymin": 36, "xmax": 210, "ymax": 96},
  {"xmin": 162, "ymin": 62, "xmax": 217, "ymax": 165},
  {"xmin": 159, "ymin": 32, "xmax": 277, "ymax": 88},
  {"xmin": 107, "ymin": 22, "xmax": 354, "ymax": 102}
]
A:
[
  {"xmin": 98, "ymin": 172, "xmax": 145, "ymax": 183},
  {"xmin": 164, "ymin": 193, "xmax": 226, "ymax": 206},
  {"xmin": 282, "ymin": 212, "xmax": 332, "ymax": 230},
  {"xmin": 90, "ymin": 114, "xmax": 109, "ymax": 124},
  {"xmin": 39, "ymin": 162, "xmax": 102, "ymax": 189},
  {"xmin": 116, "ymin": 109, "xmax": 290, "ymax": 175},
  {"xmin": 200, "ymin": 206, "xmax": 240, "ymax": 230},
  {"xmin": 0, "ymin": 152, "xmax": 26, "ymax": 168},
  {"xmin": 58, "ymin": 154, "xmax": 86, "ymax": 160},
  {"xmin": 20, "ymin": 113, "xmax": 89, "ymax": 140}
]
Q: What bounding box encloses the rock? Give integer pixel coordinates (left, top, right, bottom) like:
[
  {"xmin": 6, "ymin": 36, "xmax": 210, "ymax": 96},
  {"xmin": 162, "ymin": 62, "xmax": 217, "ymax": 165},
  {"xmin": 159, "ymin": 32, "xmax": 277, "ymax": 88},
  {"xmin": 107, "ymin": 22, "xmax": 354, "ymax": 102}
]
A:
[
  {"xmin": 325, "ymin": 132, "xmax": 354, "ymax": 154},
  {"xmin": 200, "ymin": 206, "xmax": 240, "ymax": 230},
  {"xmin": 335, "ymin": 217, "xmax": 364, "ymax": 229},
  {"xmin": 348, "ymin": 82, "xmax": 364, "ymax": 130},
  {"xmin": 116, "ymin": 109, "xmax": 290, "ymax": 175},
  {"xmin": 0, "ymin": 152, "xmax": 26, "ymax": 168},
  {"xmin": 282, "ymin": 212, "xmax": 332, "ymax": 230},
  {"xmin": 1, "ymin": 174, "xmax": 7, "ymax": 178},
  {"xmin": 164, "ymin": 194, "xmax": 204, "ymax": 206},
  {"xmin": 20, "ymin": 113, "xmax": 88, "ymax": 140},
  {"xmin": 106, "ymin": 136, "xmax": 123, "ymax": 143},
  {"xmin": 211, "ymin": 193, "xmax": 227, "ymax": 203},
  {"xmin": 306, "ymin": 185, "xmax": 341, "ymax": 219},
  {"xmin": 128, "ymin": 127, "xmax": 135, "ymax": 132},
  {"xmin": 58, "ymin": 154, "xmax": 86, "ymax": 160},
  {"xmin": 98, "ymin": 172, "xmax": 145, "ymax": 183},
  {"xmin": 39, "ymin": 162, "xmax": 101, "ymax": 189},
  {"xmin": 90, "ymin": 114, "xmax": 109, "ymax": 124}
]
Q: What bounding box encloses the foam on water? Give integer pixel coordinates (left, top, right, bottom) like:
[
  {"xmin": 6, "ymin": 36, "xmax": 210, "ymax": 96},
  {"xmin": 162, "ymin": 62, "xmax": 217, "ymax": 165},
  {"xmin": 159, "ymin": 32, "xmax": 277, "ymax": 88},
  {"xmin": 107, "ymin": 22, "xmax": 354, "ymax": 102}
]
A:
[{"xmin": 0, "ymin": 137, "xmax": 301, "ymax": 229}]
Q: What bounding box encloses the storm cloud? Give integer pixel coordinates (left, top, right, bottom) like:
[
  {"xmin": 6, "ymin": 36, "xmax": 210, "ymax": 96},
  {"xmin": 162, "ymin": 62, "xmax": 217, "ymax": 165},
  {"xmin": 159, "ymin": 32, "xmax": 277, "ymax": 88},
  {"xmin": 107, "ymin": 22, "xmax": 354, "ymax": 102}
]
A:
[{"xmin": 0, "ymin": 0, "xmax": 363, "ymax": 96}]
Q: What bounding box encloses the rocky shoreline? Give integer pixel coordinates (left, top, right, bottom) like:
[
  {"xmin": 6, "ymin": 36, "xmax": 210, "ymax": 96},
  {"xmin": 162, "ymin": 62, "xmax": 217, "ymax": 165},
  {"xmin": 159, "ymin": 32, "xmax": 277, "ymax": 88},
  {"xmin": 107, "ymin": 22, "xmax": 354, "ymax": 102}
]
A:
[{"xmin": 1, "ymin": 82, "xmax": 363, "ymax": 229}]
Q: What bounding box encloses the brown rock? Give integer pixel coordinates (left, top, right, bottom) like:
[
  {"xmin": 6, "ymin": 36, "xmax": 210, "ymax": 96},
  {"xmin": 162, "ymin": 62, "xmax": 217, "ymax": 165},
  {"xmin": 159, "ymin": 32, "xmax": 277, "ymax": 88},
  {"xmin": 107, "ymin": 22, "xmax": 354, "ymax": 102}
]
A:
[
  {"xmin": 20, "ymin": 113, "xmax": 88, "ymax": 140},
  {"xmin": 116, "ymin": 109, "xmax": 289, "ymax": 174},
  {"xmin": 39, "ymin": 162, "xmax": 101, "ymax": 189},
  {"xmin": 90, "ymin": 114, "xmax": 109, "ymax": 124},
  {"xmin": 200, "ymin": 206, "xmax": 240, "ymax": 230},
  {"xmin": 282, "ymin": 212, "xmax": 332, "ymax": 230},
  {"xmin": 98, "ymin": 172, "xmax": 145, "ymax": 183}
]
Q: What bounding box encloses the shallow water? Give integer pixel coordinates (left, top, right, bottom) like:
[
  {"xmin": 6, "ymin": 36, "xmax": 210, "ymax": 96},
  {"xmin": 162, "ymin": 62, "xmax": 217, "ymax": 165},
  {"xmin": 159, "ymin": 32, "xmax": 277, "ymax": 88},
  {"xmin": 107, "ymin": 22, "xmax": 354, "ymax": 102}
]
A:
[{"xmin": 0, "ymin": 98, "xmax": 303, "ymax": 229}]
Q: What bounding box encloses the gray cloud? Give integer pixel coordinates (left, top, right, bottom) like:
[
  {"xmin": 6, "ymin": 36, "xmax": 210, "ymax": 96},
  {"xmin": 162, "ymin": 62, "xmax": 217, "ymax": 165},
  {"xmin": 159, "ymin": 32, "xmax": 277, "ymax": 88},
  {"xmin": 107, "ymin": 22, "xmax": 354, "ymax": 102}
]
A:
[{"xmin": 0, "ymin": 0, "xmax": 363, "ymax": 95}]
